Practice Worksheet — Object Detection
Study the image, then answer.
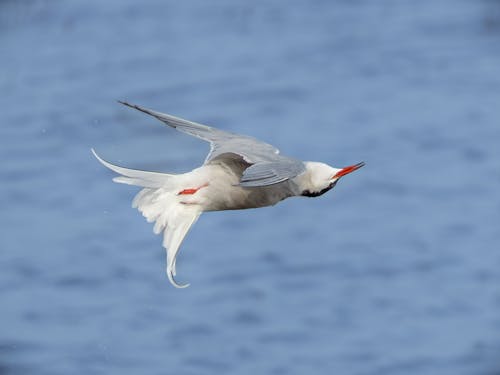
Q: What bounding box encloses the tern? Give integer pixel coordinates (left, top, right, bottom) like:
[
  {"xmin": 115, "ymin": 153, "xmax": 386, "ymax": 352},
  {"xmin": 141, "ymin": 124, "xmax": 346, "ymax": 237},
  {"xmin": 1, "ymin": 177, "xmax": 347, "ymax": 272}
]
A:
[{"xmin": 93, "ymin": 102, "xmax": 365, "ymax": 288}]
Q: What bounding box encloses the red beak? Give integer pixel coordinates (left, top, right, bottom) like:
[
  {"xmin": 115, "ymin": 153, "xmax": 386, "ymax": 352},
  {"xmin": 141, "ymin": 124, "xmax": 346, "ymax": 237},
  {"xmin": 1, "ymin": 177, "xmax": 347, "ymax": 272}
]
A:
[{"xmin": 333, "ymin": 162, "xmax": 365, "ymax": 179}]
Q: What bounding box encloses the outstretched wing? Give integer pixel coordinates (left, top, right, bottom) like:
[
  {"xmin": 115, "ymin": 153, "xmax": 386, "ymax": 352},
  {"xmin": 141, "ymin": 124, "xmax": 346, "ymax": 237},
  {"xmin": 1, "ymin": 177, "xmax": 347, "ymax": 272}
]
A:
[
  {"xmin": 119, "ymin": 101, "xmax": 277, "ymax": 162},
  {"xmin": 119, "ymin": 102, "xmax": 306, "ymax": 185}
]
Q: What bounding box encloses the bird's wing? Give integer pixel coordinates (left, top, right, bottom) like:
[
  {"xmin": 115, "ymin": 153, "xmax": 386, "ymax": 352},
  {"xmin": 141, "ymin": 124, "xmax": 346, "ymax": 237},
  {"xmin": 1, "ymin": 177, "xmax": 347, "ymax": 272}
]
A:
[
  {"xmin": 119, "ymin": 101, "xmax": 305, "ymax": 186},
  {"xmin": 119, "ymin": 101, "xmax": 278, "ymax": 162},
  {"xmin": 239, "ymin": 158, "xmax": 306, "ymax": 187}
]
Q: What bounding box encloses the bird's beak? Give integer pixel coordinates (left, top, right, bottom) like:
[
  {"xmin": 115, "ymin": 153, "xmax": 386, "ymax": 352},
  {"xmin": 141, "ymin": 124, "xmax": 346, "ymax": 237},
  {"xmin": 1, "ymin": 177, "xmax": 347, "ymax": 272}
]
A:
[{"xmin": 333, "ymin": 162, "xmax": 365, "ymax": 179}]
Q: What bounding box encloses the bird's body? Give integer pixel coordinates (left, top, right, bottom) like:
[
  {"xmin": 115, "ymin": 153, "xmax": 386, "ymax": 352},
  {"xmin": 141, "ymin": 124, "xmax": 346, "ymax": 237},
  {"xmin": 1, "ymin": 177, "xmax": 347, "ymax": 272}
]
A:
[
  {"xmin": 93, "ymin": 102, "xmax": 364, "ymax": 288},
  {"xmin": 166, "ymin": 161, "xmax": 297, "ymax": 211}
]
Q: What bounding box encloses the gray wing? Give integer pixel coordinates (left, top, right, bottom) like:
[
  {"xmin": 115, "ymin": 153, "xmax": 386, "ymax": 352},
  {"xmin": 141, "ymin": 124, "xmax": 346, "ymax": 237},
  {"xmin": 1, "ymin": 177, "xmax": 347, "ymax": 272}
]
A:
[
  {"xmin": 119, "ymin": 101, "xmax": 305, "ymax": 186},
  {"xmin": 239, "ymin": 159, "xmax": 306, "ymax": 187},
  {"xmin": 119, "ymin": 101, "xmax": 277, "ymax": 162}
]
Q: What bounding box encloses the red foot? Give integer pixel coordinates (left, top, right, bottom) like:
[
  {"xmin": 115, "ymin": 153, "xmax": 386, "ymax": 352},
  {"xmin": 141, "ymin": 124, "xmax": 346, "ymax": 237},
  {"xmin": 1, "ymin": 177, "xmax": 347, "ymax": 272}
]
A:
[
  {"xmin": 178, "ymin": 183, "xmax": 209, "ymax": 195},
  {"xmin": 178, "ymin": 188, "xmax": 198, "ymax": 195}
]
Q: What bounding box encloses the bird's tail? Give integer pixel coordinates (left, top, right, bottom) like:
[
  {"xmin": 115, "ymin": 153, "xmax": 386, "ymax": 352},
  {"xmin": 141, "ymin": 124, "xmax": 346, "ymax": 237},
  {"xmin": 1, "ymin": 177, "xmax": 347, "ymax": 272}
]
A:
[
  {"xmin": 131, "ymin": 187, "xmax": 201, "ymax": 288},
  {"xmin": 91, "ymin": 149, "xmax": 175, "ymax": 189},
  {"xmin": 92, "ymin": 149, "xmax": 202, "ymax": 288}
]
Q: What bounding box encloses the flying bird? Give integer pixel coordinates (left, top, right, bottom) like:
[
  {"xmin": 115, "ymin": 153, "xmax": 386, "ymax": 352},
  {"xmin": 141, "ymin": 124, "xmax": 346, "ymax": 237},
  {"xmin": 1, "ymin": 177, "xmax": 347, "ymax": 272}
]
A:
[{"xmin": 93, "ymin": 102, "xmax": 365, "ymax": 288}]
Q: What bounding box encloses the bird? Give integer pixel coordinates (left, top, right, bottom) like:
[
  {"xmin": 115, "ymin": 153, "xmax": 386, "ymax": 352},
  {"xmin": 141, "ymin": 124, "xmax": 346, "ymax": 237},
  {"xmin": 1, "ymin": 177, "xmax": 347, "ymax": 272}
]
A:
[{"xmin": 93, "ymin": 102, "xmax": 365, "ymax": 288}]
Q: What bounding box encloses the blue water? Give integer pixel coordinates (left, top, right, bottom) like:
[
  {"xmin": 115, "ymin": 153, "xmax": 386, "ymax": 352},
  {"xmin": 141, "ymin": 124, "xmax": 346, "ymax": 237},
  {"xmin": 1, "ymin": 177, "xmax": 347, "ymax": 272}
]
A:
[{"xmin": 2, "ymin": 1, "xmax": 500, "ymax": 374}]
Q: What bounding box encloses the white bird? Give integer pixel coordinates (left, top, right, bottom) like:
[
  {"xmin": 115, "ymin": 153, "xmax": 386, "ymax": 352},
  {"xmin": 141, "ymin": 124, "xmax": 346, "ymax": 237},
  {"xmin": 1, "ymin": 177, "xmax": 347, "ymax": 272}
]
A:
[{"xmin": 93, "ymin": 102, "xmax": 365, "ymax": 288}]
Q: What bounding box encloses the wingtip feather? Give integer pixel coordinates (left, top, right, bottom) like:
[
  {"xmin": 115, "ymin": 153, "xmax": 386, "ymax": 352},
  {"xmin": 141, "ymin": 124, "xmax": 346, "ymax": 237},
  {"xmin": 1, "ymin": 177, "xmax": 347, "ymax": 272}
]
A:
[
  {"xmin": 117, "ymin": 100, "xmax": 156, "ymax": 117},
  {"xmin": 118, "ymin": 100, "xmax": 135, "ymax": 109}
]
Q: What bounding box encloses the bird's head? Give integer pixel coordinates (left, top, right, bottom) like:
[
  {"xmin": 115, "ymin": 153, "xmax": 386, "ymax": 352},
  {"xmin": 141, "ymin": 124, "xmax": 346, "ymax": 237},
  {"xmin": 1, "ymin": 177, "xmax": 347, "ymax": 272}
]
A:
[{"xmin": 300, "ymin": 161, "xmax": 365, "ymax": 197}]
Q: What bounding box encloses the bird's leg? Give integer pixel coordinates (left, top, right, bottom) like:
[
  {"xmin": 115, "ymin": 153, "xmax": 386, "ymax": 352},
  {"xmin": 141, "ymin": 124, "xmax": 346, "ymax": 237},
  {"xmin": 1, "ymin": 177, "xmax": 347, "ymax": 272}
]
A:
[
  {"xmin": 178, "ymin": 182, "xmax": 209, "ymax": 205},
  {"xmin": 177, "ymin": 182, "xmax": 209, "ymax": 196}
]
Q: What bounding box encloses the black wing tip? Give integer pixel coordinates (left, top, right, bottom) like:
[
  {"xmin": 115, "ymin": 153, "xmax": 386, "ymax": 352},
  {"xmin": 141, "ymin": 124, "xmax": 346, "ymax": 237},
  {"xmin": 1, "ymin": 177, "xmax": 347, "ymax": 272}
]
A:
[
  {"xmin": 118, "ymin": 100, "xmax": 158, "ymax": 118},
  {"xmin": 117, "ymin": 100, "xmax": 184, "ymax": 130},
  {"xmin": 118, "ymin": 100, "xmax": 141, "ymax": 110}
]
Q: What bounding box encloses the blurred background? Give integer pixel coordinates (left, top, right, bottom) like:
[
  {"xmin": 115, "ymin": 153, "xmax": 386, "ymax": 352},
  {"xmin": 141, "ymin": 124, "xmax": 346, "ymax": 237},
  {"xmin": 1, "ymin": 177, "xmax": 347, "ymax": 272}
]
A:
[{"xmin": 1, "ymin": 0, "xmax": 500, "ymax": 374}]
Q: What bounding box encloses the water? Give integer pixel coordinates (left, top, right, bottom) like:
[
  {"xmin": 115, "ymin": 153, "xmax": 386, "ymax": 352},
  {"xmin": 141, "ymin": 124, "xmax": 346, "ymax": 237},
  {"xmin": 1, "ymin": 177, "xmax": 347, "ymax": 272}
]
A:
[{"xmin": 1, "ymin": 0, "xmax": 500, "ymax": 374}]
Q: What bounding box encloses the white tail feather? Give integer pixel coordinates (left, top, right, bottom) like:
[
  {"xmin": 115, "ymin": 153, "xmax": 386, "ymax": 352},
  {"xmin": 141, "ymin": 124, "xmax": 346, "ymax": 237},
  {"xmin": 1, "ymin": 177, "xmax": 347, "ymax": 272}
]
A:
[
  {"xmin": 92, "ymin": 149, "xmax": 202, "ymax": 288},
  {"xmin": 92, "ymin": 149, "xmax": 175, "ymax": 188},
  {"xmin": 133, "ymin": 188, "xmax": 201, "ymax": 288}
]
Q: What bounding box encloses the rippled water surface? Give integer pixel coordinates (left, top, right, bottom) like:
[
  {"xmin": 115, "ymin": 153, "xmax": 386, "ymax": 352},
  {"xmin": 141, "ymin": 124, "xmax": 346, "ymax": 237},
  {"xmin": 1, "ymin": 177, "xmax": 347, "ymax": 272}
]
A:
[{"xmin": 2, "ymin": 1, "xmax": 500, "ymax": 374}]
